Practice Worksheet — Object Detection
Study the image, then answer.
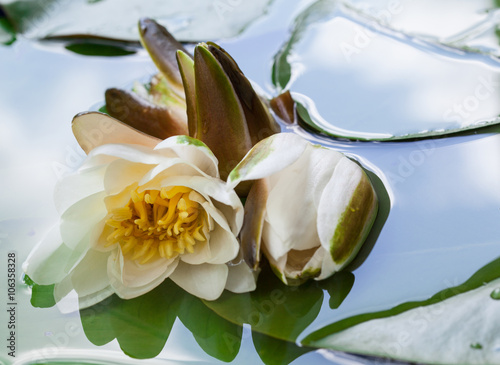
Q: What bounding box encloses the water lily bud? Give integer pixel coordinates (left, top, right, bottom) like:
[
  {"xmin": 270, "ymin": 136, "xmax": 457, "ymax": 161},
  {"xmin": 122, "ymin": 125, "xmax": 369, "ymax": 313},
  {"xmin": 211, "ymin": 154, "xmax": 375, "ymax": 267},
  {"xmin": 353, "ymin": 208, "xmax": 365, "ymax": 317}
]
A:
[{"xmin": 228, "ymin": 133, "xmax": 378, "ymax": 285}]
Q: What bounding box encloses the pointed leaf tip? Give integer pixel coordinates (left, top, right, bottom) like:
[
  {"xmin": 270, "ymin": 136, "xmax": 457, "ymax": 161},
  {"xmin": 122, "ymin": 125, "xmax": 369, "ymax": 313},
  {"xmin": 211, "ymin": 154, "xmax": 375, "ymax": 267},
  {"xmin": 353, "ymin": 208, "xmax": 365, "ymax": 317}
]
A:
[{"xmin": 138, "ymin": 18, "xmax": 190, "ymax": 92}]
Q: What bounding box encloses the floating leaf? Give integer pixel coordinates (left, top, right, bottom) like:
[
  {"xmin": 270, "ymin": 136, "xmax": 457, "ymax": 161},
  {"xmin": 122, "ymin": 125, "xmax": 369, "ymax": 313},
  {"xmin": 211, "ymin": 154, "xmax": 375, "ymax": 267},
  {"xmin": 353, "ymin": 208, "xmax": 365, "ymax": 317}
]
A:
[
  {"xmin": 1, "ymin": 0, "xmax": 275, "ymax": 42},
  {"xmin": 80, "ymin": 280, "xmax": 182, "ymax": 359},
  {"xmin": 304, "ymin": 257, "xmax": 500, "ymax": 364},
  {"xmin": 203, "ymin": 265, "xmax": 323, "ymax": 342},
  {"xmin": 25, "ymin": 274, "xmax": 56, "ymax": 308},
  {"xmin": 252, "ymin": 331, "xmax": 313, "ymax": 365},
  {"xmin": 65, "ymin": 42, "xmax": 136, "ymax": 57},
  {"xmin": 177, "ymin": 293, "xmax": 242, "ymax": 362},
  {"xmin": 273, "ymin": 0, "xmax": 500, "ymax": 140}
]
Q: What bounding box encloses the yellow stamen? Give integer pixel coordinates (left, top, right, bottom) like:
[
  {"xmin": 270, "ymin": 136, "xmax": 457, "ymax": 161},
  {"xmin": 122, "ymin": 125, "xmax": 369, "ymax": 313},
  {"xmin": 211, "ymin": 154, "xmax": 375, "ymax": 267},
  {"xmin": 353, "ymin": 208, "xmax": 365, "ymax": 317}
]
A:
[{"xmin": 103, "ymin": 186, "xmax": 209, "ymax": 264}]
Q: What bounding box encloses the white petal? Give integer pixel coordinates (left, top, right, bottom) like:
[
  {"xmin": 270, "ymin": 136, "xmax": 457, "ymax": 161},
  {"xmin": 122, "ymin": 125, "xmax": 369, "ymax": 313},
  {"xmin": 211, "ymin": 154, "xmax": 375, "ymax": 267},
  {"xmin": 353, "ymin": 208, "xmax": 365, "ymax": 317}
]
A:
[
  {"xmin": 138, "ymin": 158, "xmax": 214, "ymax": 188},
  {"xmin": 169, "ymin": 261, "xmax": 228, "ymax": 300},
  {"xmin": 155, "ymin": 135, "xmax": 219, "ymax": 178},
  {"xmin": 181, "ymin": 205, "xmax": 239, "ymax": 265},
  {"xmin": 78, "ymin": 286, "xmax": 115, "ymax": 310},
  {"xmin": 315, "ymin": 247, "xmax": 337, "ymax": 281},
  {"xmin": 54, "ymin": 164, "xmax": 106, "ymax": 216},
  {"xmin": 227, "ymin": 133, "xmax": 309, "ymax": 189},
  {"xmin": 103, "ymin": 159, "xmax": 154, "ymax": 195},
  {"xmin": 23, "ymin": 226, "xmax": 73, "ymax": 285},
  {"xmin": 71, "ymin": 249, "xmax": 110, "ymax": 297},
  {"xmin": 265, "ymin": 145, "xmax": 344, "ymax": 255},
  {"xmin": 108, "ymin": 250, "xmax": 179, "ymax": 299},
  {"xmin": 60, "ymin": 191, "xmax": 107, "ymax": 249},
  {"xmin": 225, "ymin": 261, "xmax": 257, "ymax": 293},
  {"xmin": 83, "ymin": 143, "xmax": 174, "ymax": 170}
]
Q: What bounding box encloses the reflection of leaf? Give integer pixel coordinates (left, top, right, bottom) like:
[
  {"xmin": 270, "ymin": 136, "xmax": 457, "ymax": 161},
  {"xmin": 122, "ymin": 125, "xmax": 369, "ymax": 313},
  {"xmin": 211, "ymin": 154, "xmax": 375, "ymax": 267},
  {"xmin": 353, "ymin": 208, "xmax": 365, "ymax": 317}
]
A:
[
  {"xmin": 80, "ymin": 280, "xmax": 182, "ymax": 359},
  {"xmin": 319, "ymin": 271, "xmax": 354, "ymax": 310},
  {"xmin": 203, "ymin": 265, "xmax": 323, "ymax": 342},
  {"xmin": 304, "ymin": 256, "xmax": 500, "ymax": 345},
  {"xmin": 177, "ymin": 294, "xmax": 242, "ymax": 362},
  {"xmin": 24, "ymin": 275, "xmax": 56, "ymax": 308},
  {"xmin": 252, "ymin": 331, "xmax": 312, "ymax": 365}
]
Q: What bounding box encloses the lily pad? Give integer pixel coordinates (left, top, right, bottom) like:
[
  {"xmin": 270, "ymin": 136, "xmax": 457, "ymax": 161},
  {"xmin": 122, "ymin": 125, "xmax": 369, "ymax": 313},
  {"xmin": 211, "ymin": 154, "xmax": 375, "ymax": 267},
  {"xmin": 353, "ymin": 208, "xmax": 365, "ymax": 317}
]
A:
[
  {"xmin": 272, "ymin": 0, "xmax": 500, "ymax": 140},
  {"xmin": 303, "ymin": 257, "xmax": 500, "ymax": 364},
  {"xmin": 0, "ymin": 0, "xmax": 275, "ymax": 42}
]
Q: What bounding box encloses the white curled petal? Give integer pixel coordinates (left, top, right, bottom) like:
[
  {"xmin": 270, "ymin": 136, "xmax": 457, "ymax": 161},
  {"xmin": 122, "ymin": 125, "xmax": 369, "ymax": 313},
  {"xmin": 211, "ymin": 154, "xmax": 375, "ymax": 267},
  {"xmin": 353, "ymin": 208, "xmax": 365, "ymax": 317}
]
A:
[
  {"xmin": 181, "ymin": 207, "xmax": 239, "ymax": 265},
  {"xmin": 265, "ymin": 148, "xmax": 320, "ymax": 254},
  {"xmin": 83, "ymin": 143, "xmax": 174, "ymax": 170},
  {"xmin": 60, "ymin": 191, "xmax": 107, "ymax": 249},
  {"xmin": 66, "ymin": 249, "xmax": 111, "ymax": 298},
  {"xmin": 23, "ymin": 226, "xmax": 73, "ymax": 285},
  {"xmin": 261, "ymin": 220, "xmax": 288, "ymax": 262},
  {"xmin": 103, "ymin": 159, "xmax": 154, "ymax": 195},
  {"xmin": 108, "ymin": 251, "xmax": 179, "ymax": 299},
  {"xmin": 315, "ymin": 247, "xmax": 337, "ymax": 281},
  {"xmin": 155, "ymin": 135, "xmax": 219, "ymax": 178},
  {"xmin": 169, "ymin": 262, "xmax": 228, "ymax": 301},
  {"xmin": 141, "ymin": 175, "xmax": 243, "ymax": 233},
  {"xmin": 54, "ymin": 164, "xmax": 106, "ymax": 216},
  {"xmin": 138, "ymin": 159, "xmax": 213, "ymax": 188},
  {"xmin": 78, "ymin": 287, "xmax": 115, "ymax": 310},
  {"xmin": 225, "ymin": 262, "xmax": 257, "ymax": 293},
  {"xmin": 227, "ymin": 133, "xmax": 309, "ymax": 189}
]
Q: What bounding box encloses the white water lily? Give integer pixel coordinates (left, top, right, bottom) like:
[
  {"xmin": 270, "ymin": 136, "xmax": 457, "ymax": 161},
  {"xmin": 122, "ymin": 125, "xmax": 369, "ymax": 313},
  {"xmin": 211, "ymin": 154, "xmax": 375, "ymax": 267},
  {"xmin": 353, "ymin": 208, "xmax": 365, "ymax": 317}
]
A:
[
  {"xmin": 228, "ymin": 133, "xmax": 378, "ymax": 285},
  {"xmin": 24, "ymin": 113, "xmax": 255, "ymax": 307}
]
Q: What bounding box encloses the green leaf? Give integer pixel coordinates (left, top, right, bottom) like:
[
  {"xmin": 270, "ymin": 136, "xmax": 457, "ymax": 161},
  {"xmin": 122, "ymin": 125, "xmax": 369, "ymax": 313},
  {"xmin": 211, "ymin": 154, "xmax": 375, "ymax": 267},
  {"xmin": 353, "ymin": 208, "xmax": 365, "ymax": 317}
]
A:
[
  {"xmin": 80, "ymin": 279, "xmax": 182, "ymax": 359},
  {"xmin": 0, "ymin": 17, "xmax": 16, "ymax": 45},
  {"xmin": 177, "ymin": 294, "xmax": 242, "ymax": 362},
  {"xmin": 273, "ymin": 0, "xmax": 500, "ymax": 141},
  {"xmin": 304, "ymin": 256, "xmax": 500, "ymax": 345},
  {"xmin": 252, "ymin": 331, "xmax": 313, "ymax": 365},
  {"xmin": 65, "ymin": 42, "xmax": 136, "ymax": 57},
  {"xmin": 203, "ymin": 264, "xmax": 323, "ymax": 342},
  {"xmin": 24, "ymin": 275, "xmax": 56, "ymax": 308},
  {"xmin": 319, "ymin": 271, "xmax": 355, "ymax": 310}
]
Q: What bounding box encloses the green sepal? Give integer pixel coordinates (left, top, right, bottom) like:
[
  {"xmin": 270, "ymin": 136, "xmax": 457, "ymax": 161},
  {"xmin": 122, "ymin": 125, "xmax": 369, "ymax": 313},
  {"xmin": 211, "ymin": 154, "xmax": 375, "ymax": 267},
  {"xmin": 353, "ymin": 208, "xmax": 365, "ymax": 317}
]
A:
[
  {"xmin": 105, "ymin": 87, "xmax": 188, "ymax": 139},
  {"xmin": 193, "ymin": 44, "xmax": 253, "ymax": 181}
]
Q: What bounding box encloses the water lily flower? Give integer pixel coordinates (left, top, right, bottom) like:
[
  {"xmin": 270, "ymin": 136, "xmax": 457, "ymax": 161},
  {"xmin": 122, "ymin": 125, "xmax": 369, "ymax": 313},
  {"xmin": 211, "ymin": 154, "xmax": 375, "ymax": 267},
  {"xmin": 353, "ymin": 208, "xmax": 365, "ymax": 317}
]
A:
[
  {"xmin": 23, "ymin": 112, "xmax": 256, "ymax": 308},
  {"xmin": 227, "ymin": 133, "xmax": 378, "ymax": 285}
]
